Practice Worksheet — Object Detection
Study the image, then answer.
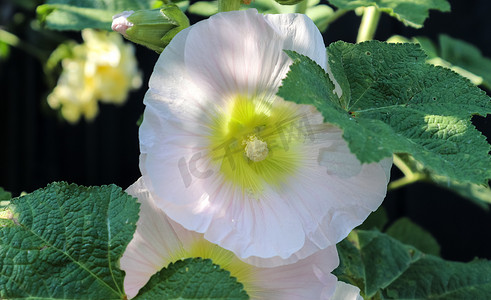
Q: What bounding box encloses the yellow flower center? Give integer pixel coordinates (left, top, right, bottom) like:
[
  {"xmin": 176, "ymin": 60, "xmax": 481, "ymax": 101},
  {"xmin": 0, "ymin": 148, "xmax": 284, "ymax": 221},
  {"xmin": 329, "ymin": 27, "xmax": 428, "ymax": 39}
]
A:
[{"xmin": 207, "ymin": 95, "xmax": 312, "ymax": 197}]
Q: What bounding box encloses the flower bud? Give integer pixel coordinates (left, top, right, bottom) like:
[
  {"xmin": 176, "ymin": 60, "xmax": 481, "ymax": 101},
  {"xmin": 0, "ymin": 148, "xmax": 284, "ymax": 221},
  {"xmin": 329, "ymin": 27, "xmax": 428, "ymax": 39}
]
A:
[
  {"xmin": 112, "ymin": 5, "xmax": 190, "ymax": 53},
  {"xmin": 274, "ymin": 0, "xmax": 305, "ymax": 5}
]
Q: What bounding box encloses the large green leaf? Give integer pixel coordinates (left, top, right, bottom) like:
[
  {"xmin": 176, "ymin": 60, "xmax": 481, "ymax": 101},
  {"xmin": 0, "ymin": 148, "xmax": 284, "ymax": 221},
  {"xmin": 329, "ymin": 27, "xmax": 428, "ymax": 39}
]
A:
[
  {"xmin": 388, "ymin": 35, "xmax": 491, "ymax": 90},
  {"xmin": 384, "ymin": 256, "xmax": 491, "ymax": 299},
  {"xmin": 385, "ymin": 217, "xmax": 440, "ymax": 256},
  {"xmin": 0, "ymin": 182, "xmax": 139, "ymax": 299},
  {"xmin": 327, "ymin": 0, "xmax": 450, "ymax": 28},
  {"xmin": 334, "ymin": 230, "xmax": 491, "ymax": 298},
  {"xmin": 278, "ymin": 41, "xmax": 491, "ymax": 184},
  {"xmin": 37, "ymin": 0, "xmax": 157, "ymax": 31},
  {"xmin": 430, "ymin": 174, "xmax": 491, "ymax": 209},
  {"xmin": 134, "ymin": 258, "xmax": 248, "ymax": 299},
  {"xmin": 437, "ymin": 35, "xmax": 491, "ymax": 91}
]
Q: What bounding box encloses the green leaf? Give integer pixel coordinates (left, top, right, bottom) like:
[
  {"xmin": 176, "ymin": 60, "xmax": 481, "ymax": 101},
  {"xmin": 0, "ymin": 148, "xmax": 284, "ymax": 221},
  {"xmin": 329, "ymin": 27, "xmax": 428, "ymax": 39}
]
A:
[
  {"xmin": 335, "ymin": 230, "xmax": 491, "ymax": 298},
  {"xmin": 357, "ymin": 206, "xmax": 388, "ymax": 231},
  {"xmin": 0, "ymin": 182, "xmax": 139, "ymax": 299},
  {"xmin": 333, "ymin": 231, "xmax": 367, "ymax": 293},
  {"xmin": 385, "ymin": 217, "xmax": 440, "ymax": 256},
  {"xmin": 334, "ymin": 230, "xmax": 421, "ymax": 297},
  {"xmin": 391, "ymin": 153, "xmax": 491, "ymax": 209},
  {"xmin": 429, "ymin": 174, "xmax": 491, "ymax": 209},
  {"xmin": 411, "ymin": 36, "xmax": 439, "ymax": 59},
  {"xmin": 327, "ymin": 0, "xmax": 450, "ymax": 28},
  {"xmin": 0, "ymin": 187, "xmax": 12, "ymax": 227},
  {"xmin": 278, "ymin": 41, "xmax": 491, "ymax": 185},
  {"xmin": 359, "ymin": 230, "xmax": 422, "ymax": 297},
  {"xmin": 388, "ymin": 35, "xmax": 491, "ymax": 89},
  {"xmin": 438, "ymin": 34, "xmax": 491, "ymax": 91},
  {"xmin": 37, "ymin": 0, "xmax": 156, "ymax": 31},
  {"xmin": 134, "ymin": 258, "xmax": 249, "ymax": 299},
  {"xmin": 383, "ymin": 257, "xmax": 491, "ymax": 299},
  {"xmin": 0, "ymin": 189, "xmax": 13, "ymax": 228},
  {"xmin": 0, "ymin": 187, "xmax": 11, "ymax": 201}
]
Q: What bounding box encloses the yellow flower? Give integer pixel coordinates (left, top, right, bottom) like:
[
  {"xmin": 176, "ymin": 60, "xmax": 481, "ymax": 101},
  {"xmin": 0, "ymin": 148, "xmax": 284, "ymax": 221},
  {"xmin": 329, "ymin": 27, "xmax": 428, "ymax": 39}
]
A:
[{"xmin": 47, "ymin": 29, "xmax": 142, "ymax": 123}]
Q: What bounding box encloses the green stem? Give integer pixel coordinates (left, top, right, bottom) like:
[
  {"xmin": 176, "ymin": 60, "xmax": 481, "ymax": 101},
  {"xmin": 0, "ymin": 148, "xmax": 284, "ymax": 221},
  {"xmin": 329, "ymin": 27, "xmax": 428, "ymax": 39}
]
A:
[
  {"xmin": 295, "ymin": 0, "xmax": 308, "ymax": 14},
  {"xmin": 218, "ymin": 0, "xmax": 242, "ymax": 12},
  {"xmin": 0, "ymin": 29, "xmax": 47, "ymax": 61},
  {"xmin": 388, "ymin": 173, "xmax": 427, "ymax": 191},
  {"xmin": 392, "ymin": 154, "xmax": 414, "ymax": 178},
  {"xmin": 388, "ymin": 154, "xmax": 428, "ymax": 191},
  {"xmin": 316, "ymin": 9, "xmax": 348, "ymax": 32},
  {"xmin": 356, "ymin": 6, "xmax": 381, "ymax": 43}
]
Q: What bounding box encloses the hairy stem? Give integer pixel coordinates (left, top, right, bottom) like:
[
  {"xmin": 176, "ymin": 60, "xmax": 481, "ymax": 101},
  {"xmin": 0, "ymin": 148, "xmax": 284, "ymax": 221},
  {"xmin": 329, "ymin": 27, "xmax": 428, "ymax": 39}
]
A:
[
  {"xmin": 218, "ymin": 0, "xmax": 242, "ymax": 12},
  {"xmin": 356, "ymin": 6, "xmax": 381, "ymax": 43},
  {"xmin": 392, "ymin": 154, "xmax": 415, "ymax": 178},
  {"xmin": 295, "ymin": 0, "xmax": 308, "ymax": 14}
]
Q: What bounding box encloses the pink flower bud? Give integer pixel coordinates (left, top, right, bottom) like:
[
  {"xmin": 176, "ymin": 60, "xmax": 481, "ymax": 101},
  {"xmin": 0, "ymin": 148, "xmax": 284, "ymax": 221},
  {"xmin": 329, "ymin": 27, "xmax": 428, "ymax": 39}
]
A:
[{"xmin": 111, "ymin": 11, "xmax": 134, "ymax": 36}]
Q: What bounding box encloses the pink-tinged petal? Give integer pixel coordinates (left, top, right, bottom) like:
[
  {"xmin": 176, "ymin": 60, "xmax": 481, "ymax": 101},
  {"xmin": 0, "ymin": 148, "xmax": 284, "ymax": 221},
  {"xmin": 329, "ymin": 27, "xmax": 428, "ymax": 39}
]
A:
[
  {"xmin": 143, "ymin": 150, "xmax": 307, "ymax": 260},
  {"xmin": 253, "ymin": 245, "xmax": 339, "ymax": 300},
  {"xmin": 112, "ymin": 11, "xmax": 134, "ymax": 35},
  {"xmin": 332, "ymin": 281, "xmax": 363, "ymax": 300},
  {"xmin": 279, "ymin": 137, "xmax": 390, "ymax": 257},
  {"xmin": 264, "ymin": 13, "xmax": 326, "ymax": 69},
  {"xmin": 183, "ymin": 9, "xmax": 325, "ymax": 99},
  {"xmin": 184, "ymin": 10, "xmax": 285, "ymax": 99},
  {"xmin": 122, "ymin": 178, "xmax": 341, "ymax": 299},
  {"xmin": 203, "ymin": 185, "xmax": 305, "ymax": 259},
  {"xmin": 120, "ymin": 178, "xmax": 183, "ymax": 298}
]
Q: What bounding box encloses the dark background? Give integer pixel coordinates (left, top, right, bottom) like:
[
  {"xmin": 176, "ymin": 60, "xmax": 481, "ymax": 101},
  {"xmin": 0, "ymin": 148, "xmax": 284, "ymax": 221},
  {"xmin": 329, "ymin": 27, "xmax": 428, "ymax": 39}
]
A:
[{"xmin": 1, "ymin": 0, "xmax": 490, "ymax": 262}]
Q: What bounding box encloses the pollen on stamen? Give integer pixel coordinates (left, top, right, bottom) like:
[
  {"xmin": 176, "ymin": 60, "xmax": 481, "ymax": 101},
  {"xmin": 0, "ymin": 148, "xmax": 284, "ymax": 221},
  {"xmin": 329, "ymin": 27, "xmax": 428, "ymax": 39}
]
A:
[{"xmin": 243, "ymin": 135, "xmax": 268, "ymax": 162}]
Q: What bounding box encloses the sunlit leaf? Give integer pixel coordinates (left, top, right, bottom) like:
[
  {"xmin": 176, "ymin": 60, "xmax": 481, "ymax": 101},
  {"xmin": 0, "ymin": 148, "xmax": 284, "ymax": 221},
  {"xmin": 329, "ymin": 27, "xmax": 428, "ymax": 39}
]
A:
[
  {"xmin": 278, "ymin": 41, "xmax": 491, "ymax": 185},
  {"xmin": 0, "ymin": 182, "xmax": 139, "ymax": 299}
]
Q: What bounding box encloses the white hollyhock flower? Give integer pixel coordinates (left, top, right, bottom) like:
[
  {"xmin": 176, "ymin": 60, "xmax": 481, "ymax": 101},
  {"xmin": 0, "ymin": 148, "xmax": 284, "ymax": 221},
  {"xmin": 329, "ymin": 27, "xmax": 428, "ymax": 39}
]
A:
[
  {"xmin": 139, "ymin": 9, "xmax": 392, "ymax": 265},
  {"xmin": 121, "ymin": 177, "xmax": 340, "ymax": 299}
]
